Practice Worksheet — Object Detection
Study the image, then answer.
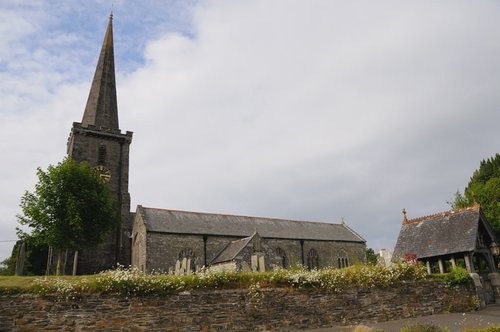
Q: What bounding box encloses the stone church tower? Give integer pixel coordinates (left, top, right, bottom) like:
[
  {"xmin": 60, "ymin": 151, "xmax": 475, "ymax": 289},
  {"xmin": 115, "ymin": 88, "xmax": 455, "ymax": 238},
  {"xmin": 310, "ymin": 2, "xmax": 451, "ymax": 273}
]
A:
[{"xmin": 67, "ymin": 15, "xmax": 133, "ymax": 274}]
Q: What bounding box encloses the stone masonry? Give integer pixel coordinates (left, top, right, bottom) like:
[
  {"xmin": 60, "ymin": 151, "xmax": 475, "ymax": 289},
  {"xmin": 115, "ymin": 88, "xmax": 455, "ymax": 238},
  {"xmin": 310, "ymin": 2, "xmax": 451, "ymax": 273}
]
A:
[
  {"xmin": 140, "ymin": 232, "xmax": 365, "ymax": 274},
  {"xmin": 0, "ymin": 281, "xmax": 477, "ymax": 331}
]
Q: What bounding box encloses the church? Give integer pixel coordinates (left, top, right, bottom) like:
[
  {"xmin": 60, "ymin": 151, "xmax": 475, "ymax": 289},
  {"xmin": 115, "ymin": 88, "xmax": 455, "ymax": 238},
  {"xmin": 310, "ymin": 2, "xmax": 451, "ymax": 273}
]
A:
[{"xmin": 68, "ymin": 15, "xmax": 366, "ymax": 275}]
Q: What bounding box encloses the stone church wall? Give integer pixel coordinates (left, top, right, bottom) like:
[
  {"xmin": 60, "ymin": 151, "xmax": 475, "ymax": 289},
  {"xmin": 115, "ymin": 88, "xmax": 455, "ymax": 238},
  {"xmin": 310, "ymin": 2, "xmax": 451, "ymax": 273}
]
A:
[
  {"xmin": 144, "ymin": 233, "xmax": 248, "ymax": 273},
  {"xmin": 137, "ymin": 229, "xmax": 366, "ymax": 273},
  {"xmin": 260, "ymin": 238, "xmax": 303, "ymax": 268},
  {"xmin": 303, "ymin": 240, "xmax": 366, "ymax": 267},
  {"xmin": 131, "ymin": 213, "xmax": 147, "ymax": 272},
  {"xmin": 146, "ymin": 233, "xmax": 207, "ymax": 273},
  {"xmin": 0, "ymin": 281, "xmax": 477, "ymax": 331}
]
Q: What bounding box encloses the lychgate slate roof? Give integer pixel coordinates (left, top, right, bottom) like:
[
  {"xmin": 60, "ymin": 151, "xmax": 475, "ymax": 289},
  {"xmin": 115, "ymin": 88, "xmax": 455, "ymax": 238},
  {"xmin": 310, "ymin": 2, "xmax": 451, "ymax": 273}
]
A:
[
  {"xmin": 137, "ymin": 206, "xmax": 365, "ymax": 242},
  {"xmin": 393, "ymin": 206, "xmax": 490, "ymax": 260}
]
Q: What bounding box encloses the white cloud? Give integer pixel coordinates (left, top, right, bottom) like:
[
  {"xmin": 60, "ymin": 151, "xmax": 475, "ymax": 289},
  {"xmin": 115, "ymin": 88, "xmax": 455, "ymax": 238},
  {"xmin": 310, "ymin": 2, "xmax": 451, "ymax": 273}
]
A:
[
  {"xmin": 121, "ymin": 0, "xmax": 499, "ymax": 247},
  {"xmin": 1, "ymin": 0, "xmax": 499, "ymax": 261}
]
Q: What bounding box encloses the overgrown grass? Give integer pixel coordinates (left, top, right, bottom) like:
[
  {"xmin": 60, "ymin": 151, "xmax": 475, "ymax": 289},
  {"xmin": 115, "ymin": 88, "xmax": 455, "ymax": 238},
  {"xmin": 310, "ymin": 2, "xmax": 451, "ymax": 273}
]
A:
[
  {"xmin": 0, "ymin": 275, "xmax": 40, "ymax": 288},
  {"xmin": 0, "ymin": 261, "xmax": 429, "ymax": 298}
]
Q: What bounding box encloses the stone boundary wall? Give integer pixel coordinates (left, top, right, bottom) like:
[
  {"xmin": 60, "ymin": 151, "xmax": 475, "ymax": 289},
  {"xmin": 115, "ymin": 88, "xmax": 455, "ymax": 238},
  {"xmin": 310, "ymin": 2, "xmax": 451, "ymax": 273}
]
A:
[{"xmin": 0, "ymin": 281, "xmax": 477, "ymax": 331}]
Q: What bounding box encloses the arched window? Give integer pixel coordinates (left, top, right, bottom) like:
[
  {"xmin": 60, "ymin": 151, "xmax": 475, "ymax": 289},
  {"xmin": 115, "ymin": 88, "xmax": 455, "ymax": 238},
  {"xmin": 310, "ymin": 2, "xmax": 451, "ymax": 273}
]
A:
[
  {"xmin": 307, "ymin": 249, "xmax": 319, "ymax": 270},
  {"xmin": 275, "ymin": 247, "xmax": 288, "ymax": 268},
  {"xmin": 337, "ymin": 250, "xmax": 349, "ymax": 269},
  {"xmin": 98, "ymin": 144, "xmax": 107, "ymax": 165}
]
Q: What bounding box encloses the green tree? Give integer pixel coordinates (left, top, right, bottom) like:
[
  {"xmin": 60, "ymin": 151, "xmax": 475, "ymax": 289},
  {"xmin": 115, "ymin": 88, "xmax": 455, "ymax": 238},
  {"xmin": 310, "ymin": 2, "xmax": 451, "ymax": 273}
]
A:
[
  {"xmin": 0, "ymin": 256, "xmax": 15, "ymax": 276},
  {"xmin": 365, "ymin": 248, "xmax": 378, "ymax": 265},
  {"xmin": 450, "ymin": 153, "xmax": 500, "ymax": 236},
  {"xmin": 17, "ymin": 157, "xmax": 118, "ymax": 275}
]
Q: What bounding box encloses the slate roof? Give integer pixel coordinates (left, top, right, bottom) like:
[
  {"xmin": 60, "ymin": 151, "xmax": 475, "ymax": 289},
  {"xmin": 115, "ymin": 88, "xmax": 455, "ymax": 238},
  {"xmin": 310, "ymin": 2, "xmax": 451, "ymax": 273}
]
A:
[
  {"xmin": 211, "ymin": 235, "xmax": 254, "ymax": 265},
  {"xmin": 393, "ymin": 206, "xmax": 488, "ymax": 260},
  {"xmin": 136, "ymin": 206, "xmax": 365, "ymax": 242}
]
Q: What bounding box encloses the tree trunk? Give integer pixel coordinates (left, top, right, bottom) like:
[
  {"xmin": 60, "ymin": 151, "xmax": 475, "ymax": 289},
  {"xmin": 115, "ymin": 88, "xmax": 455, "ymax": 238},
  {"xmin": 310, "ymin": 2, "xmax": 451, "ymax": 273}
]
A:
[
  {"xmin": 15, "ymin": 242, "xmax": 26, "ymax": 276},
  {"xmin": 56, "ymin": 249, "xmax": 62, "ymax": 275},
  {"xmin": 46, "ymin": 246, "xmax": 53, "ymax": 276},
  {"xmin": 72, "ymin": 250, "xmax": 79, "ymax": 276},
  {"xmin": 62, "ymin": 249, "xmax": 68, "ymax": 275}
]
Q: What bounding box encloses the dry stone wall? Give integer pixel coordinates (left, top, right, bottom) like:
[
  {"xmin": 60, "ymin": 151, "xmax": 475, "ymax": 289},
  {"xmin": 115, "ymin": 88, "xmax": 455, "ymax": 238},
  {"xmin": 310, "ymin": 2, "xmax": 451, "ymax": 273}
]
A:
[{"xmin": 0, "ymin": 281, "xmax": 477, "ymax": 331}]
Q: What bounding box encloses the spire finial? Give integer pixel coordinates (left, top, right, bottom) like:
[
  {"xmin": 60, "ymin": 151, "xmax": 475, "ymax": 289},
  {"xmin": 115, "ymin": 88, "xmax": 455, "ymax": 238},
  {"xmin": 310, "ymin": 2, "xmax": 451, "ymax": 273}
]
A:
[{"xmin": 402, "ymin": 208, "xmax": 408, "ymax": 223}]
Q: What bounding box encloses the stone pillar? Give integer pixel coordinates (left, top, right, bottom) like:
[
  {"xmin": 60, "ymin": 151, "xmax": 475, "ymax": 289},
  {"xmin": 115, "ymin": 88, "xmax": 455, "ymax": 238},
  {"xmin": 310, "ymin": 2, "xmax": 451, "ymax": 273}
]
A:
[
  {"xmin": 470, "ymin": 273, "xmax": 486, "ymax": 308},
  {"xmin": 426, "ymin": 261, "xmax": 432, "ymax": 274},
  {"xmin": 187, "ymin": 258, "xmax": 192, "ymax": 275},
  {"xmin": 451, "ymin": 257, "xmax": 456, "ymax": 269},
  {"xmin": 258, "ymin": 256, "xmax": 266, "ymax": 272},
  {"xmin": 465, "ymin": 253, "xmax": 474, "ymax": 273},
  {"xmin": 175, "ymin": 260, "xmax": 181, "ymax": 275},
  {"xmin": 251, "ymin": 255, "xmax": 258, "ymax": 272},
  {"xmin": 488, "ymin": 272, "xmax": 500, "ymax": 304},
  {"xmin": 438, "ymin": 259, "xmax": 445, "ymax": 274}
]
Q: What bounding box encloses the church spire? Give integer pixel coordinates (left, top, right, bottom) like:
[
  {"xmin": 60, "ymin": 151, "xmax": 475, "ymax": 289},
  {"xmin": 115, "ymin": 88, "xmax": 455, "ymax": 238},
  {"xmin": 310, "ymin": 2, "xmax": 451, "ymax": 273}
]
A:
[{"xmin": 81, "ymin": 14, "xmax": 119, "ymax": 130}]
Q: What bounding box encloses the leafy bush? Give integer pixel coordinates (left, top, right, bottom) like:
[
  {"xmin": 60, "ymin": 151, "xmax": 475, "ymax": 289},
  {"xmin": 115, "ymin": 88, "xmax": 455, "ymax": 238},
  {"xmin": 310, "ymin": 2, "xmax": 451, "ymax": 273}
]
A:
[{"xmin": 444, "ymin": 267, "xmax": 471, "ymax": 287}]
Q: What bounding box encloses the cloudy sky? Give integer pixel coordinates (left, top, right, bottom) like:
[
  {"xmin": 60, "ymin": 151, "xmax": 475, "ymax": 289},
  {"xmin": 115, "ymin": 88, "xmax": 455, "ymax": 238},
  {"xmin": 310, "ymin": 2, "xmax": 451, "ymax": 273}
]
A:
[{"xmin": 1, "ymin": 0, "xmax": 499, "ymax": 262}]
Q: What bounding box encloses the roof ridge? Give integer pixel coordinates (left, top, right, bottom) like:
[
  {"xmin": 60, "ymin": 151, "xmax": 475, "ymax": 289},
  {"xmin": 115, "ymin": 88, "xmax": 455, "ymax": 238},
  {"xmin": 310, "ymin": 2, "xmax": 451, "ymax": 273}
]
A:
[
  {"xmin": 140, "ymin": 205, "xmax": 344, "ymax": 226},
  {"xmin": 341, "ymin": 221, "xmax": 366, "ymax": 242},
  {"xmin": 403, "ymin": 203, "xmax": 480, "ymax": 224}
]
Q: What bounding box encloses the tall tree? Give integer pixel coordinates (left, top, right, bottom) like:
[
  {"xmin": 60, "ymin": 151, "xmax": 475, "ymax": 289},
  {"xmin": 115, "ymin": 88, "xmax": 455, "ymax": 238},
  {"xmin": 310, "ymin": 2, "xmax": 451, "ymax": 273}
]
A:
[
  {"xmin": 365, "ymin": 248, "xmax": 378, "ymax": 265},
  {"xmin": 17, "ymin": 157, "xmax": 118, "ymax": 275},
  {"xmin": 451, "ymin": 153, "xmax": 500, "ymax": 236}
]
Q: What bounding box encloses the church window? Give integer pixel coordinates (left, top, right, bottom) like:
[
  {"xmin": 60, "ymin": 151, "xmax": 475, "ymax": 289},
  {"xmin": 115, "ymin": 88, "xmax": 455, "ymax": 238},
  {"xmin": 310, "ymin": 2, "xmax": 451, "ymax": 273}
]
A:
[
  {"xmin": 337, "ymin": 250, "xmax": 349, "ymax": 268},
  {"xmin": 275, "ymin": 247, "xmax": 288, "ymax": 268},
  {"xmin": 307, "ymin": 249, "xmax": 319, "ymax": 270},
  {"xmin": 98, "ymin": 144, "xmax": 107, "ymax": 165}
]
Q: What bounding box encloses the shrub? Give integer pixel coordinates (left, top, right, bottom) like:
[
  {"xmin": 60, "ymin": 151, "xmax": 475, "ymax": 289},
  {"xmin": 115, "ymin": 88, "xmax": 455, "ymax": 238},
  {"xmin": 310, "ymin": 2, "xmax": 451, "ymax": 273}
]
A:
[{"xmin": 444, "ymin": 267, "xmax": 471, "ymax": 287}]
